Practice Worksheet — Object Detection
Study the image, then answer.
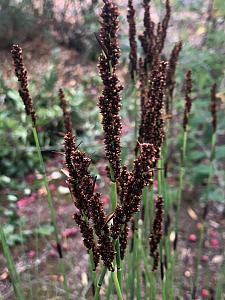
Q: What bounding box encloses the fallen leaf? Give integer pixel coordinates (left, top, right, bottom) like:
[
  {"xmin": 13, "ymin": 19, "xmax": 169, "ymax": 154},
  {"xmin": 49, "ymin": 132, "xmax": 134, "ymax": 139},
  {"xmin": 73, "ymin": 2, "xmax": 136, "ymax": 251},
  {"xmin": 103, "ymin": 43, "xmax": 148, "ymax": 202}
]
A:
[
  {"xmin": 0, "ymin": 272, "xmax": 9, "ymax": 281},
  {"xmin": 187, "ymin": 207, "xmax": 198, "ymax": 220},
  {"xmin": 58, "ymin": 186, "xmax": 70, "ymax": 195},
  {"xmin": 212, "ymin": 255, "xmax": 223, "ymax": 264}
]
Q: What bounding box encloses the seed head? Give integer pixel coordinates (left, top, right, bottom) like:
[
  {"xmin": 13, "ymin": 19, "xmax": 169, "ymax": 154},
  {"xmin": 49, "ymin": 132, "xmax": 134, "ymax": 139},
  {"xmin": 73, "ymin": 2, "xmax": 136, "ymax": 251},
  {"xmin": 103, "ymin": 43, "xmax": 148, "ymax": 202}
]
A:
[
  {"xmin": 98, "ymin": 0, "xmax": 123, "ymax": 181},
  {"xmin": 183, "ymin": 70, "xmax": 192, "ymax": 131},
  {"xmin": 11, "ymin": 44, "xmax": 36, "ymax": 126},
  {"xmin": 149, "ymin": 196, "xmax": 164, "ymax": 271},
  {"xmin": 127, "ymin": 0, "xmax": 138, "ymax": 80}
]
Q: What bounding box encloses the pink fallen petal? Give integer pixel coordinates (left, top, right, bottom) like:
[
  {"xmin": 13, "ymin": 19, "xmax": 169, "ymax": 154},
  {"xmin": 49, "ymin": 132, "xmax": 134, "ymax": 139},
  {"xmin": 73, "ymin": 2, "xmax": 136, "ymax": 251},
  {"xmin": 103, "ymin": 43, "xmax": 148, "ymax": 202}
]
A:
[
  {"xmin": 210, "ymin": 239, "xmax": 219, "ymax": 249},
  {"xmin": 62, "ymin": 228, "xmax": 78, "ymax": 238},
  {"xmin": 48, "ymin": 249, "xmax": 57, "ymax": 258},
  {"xmin": 188, "ymin": 234, "xmax": 197, "ymax": 242},
  {"xmin": 28, "ymin": 250, "xmax": 36, "ymax": 259},
  {"xmin": 17, "ymin": 193, "xmax": 36, "ymax": 209},
  {"xmin": 201, "ymin": 255, "xmax": 209, "ymax": 263},
  {"xmin": 208, "ymin": 229, "xmax": 218, "ymax": 238},
  {"xmin": 201, "ymin": 288, "xmax": 209, "ymax": 298}
]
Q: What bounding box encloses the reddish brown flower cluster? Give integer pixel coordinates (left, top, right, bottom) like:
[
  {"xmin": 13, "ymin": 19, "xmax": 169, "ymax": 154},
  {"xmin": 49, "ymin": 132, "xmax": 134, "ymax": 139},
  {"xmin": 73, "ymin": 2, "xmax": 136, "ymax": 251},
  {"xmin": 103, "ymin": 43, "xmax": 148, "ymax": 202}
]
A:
[
  {"xmin": 64, "ymin": 132, "xmax": 114, "ymax": 270},
  {"xmin": 98, "ymin": 0, "xmax": 123, "ymax": 182},
  {"xmin": 139, "ymin": 0, "xmax": 155, "ymax": 70},
  {"xmin": 139, "ymin": 0, "xmax": 171, "ymax": 71},
  {"xmin": 59, "ymin": 88, "xmax": 73, "ymax": 133},
  {"xmin": 210, "ymin": 83, "xmax": 217, "ymax": 132},
  {"xmin": 11, "ymin": 44, "xmax": 36, "ymax": 126},
  {"xmin": 119, "ymin": 224, "xmax": 129, "ymax": 259},
  {"xmin": 166, "ymin": 41, "xmax": 183, "ymax": 112},
  {"xmin": 111, "ymin": 143, "xmax": 157, "ymax": 240},
  {"xmin": 157, "ymin": 0, "xmax": 171, "ymax": 54},
  {"xmin": 149, "ymin": 196, "xmax": 164, "ymax": 271},
  {"xmin": 127, "ymin": 0, "xmax": 138, "ymax": 80},
  {"xmin": 183, "ymin": 70, "xmax": 192, "ymax": 131},
  {"xmin": 89, "ymin": 193, "xmax": 115, "ymax": 271},
  {"xmin": 138, "ymin": 60, "xmax": 168, "ymax": 157}
]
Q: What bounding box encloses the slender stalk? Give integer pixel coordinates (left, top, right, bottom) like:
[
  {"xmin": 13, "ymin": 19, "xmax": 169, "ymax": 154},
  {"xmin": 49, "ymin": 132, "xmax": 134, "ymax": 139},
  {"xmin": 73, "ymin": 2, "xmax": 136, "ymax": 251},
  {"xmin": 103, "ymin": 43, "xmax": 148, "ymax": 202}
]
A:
[
  {"xmin": 192, "ymin": 132, "xmax": 216, "ymax": 297},
  {"xmin": 0, "ymin": 225, "xmax": 25, "ymax": 300},
  {"xmin": 32, "ymin": 127, "xmax": 60, "ymax": 249},
  {"xmin": 94, "ymin": 182, "xmax": 121, "ymax": 299},
  {"xmin": 134, "ymin": 230, "xmax": 141, "ymax": 300},
  {"xmin": 110, "ymin": 182, "xmax": 122, "ymax": 289},
  {"xmin": 139, "ymin": 238, "xmax": 156, "ymax": 300},
  {"xmin": 89, "ymin": 250, "xmax": 97, "ymax": 296},
  {"xmin": 175, "ymin": 129, "xmax": 188, "ymax": 246},
  {"xmin": 32, "ymin": 127, "xmax": 70, "ymax": 299},
  {"xmin": 94, "ymin": 266, "xmax": 107, "ymax": 300},
  {"xmin": 106, "ymin": 273, "xmax": 113, "ymax": 300},
  {"xmin": 111, "ymin": 270, "xmax": 124, "ymax": 300},
  {"xmin": 115, "ymin": 239, "xmax": 122, "ymax": 287}
]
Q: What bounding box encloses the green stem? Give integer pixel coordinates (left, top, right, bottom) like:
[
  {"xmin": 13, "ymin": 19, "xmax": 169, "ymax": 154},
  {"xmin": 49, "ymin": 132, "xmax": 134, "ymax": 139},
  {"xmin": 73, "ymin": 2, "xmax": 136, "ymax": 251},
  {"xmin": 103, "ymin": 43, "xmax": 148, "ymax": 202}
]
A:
[
  {"xmin": 32, "ymin": 127, "xmax": 70, "ymax": 299},
  {"xmin": 115, "ymin": 239, "xmax": 122, "ymax": 288},
  {"xmin": 139, "ymin": 239, "xmax": 156, "ymax": 300},
  {"xmin": 89, "ymin": 250, "xmax": 97, "ymax": 295},
  {"xmin": 192, "ymin": 132, "xmax": 217, "ymax": 297},
  {"xmin": 94, "ymin": 266, "xmax": 107, "ymax": 300},
  {"xmin": 111, "ymin": 270, "xmax": 124, "ymax": 300},
  {"xmin": 0, "ymin": 225, "xmax": 25, "ymax": 300},
  {"xmin": 106, "ymin": 273, "xmax": 113, "ymax": 300},
  {"xmin": 175, "ymin": 129, "xmax": 188, "ymax": 244},
  {"xmin": 32, "ymin": 127, "xmax": 60, "ymax": 249}
]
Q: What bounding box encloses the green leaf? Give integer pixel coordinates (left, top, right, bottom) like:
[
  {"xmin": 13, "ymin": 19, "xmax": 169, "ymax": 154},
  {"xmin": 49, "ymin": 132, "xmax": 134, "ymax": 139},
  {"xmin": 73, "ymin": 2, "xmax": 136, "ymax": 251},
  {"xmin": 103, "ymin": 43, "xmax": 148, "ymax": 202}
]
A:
[
  {"xmin": 192, "ymin": 164, "xmax": 211, "ymax": 175},
  {"xmin": 208, "ymin": 189, "xmax": 224, "ymax": 202},
  {"xmin": 189, "ymin": 151, "xmax": 206, "ymax": 161},
  {"xmin": 3, "ymin": 224, "xmax": 14, "ymax": 236},
  {"xmin": 215, "ymin": 145, "xmax": 225, "ymax": 159},
  {"xmin": 35, "ymin": 224, "xmax": 54, "ymax": 236}
]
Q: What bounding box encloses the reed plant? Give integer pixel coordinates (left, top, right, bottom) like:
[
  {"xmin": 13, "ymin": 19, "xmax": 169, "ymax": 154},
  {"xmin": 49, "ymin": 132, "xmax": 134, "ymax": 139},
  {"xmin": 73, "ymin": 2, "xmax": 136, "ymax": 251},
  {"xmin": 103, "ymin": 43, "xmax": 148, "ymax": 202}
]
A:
[
  {"xmin": 10, "ymin": 45, "xmax": 70, "ymax": 299},
  {"xmin": 1, "ymin": 0, "xmax": 223, "ymax": 299}
]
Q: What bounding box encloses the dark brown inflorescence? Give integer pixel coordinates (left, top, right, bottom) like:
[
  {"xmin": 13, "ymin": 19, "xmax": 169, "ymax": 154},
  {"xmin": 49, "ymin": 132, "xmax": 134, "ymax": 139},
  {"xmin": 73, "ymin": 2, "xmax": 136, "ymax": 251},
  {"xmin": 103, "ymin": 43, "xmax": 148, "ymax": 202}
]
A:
[
  {"xmin": 139, "ymin": 0, "xmax": 155, "ymax": 70},
  {"xmin": 59, "ymin": 88, "xmax": 73, "ymax": 133},
  {"xmin": 157, "ymin": 0, "xmax": 171, "ymax": 55},
  {"xmin": 11, "ymin": 44, "xmax": 36, "ymax": 126},
  {"xmin": 111, "ymin": 143, "xmax": 157, "ymax": 240},
  {"xmin": 139, "ymin": 0, "xmax": 171, "ymax": 71},
  {"xmin": 98, "ymin": 0, "xmax": 123, "ymax": 182},
  {"xmin": 127, "ymin": 0, "xmax": 138, "ymax": 80},
  {"xmin": 89, "ymin": 193, "xmax": 115, "ymax": 271},
  {"xmin": 183, "ymin": 70, "xmax": 192, "ymax": 131},
  {"xmin": 149, "ymin": 196, "xmax": 164, "ymax": 271},
  {"xmin": 166, "ymin": 41, "xmax": 183, "ymax": 112},
  {"xmin": 64, "ymin": 132, "xmax": 99, "ymax": 268},
  {"xmin": 211, "ymin": 83, "xmax": 217, "ymax": 133},
  {"xmin": 119, "ymin": 223, "xmax": 129, "ymax": 260},
  {"xmin": 138, "ymin": 60, "xmax": 168, "ymax": 158},
  {"xmin": 64, "ymin": 132, "xmax": 115, "ymax": 270}
]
